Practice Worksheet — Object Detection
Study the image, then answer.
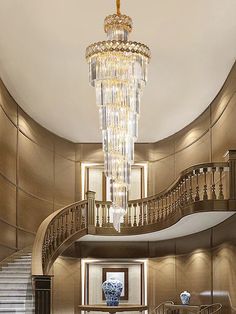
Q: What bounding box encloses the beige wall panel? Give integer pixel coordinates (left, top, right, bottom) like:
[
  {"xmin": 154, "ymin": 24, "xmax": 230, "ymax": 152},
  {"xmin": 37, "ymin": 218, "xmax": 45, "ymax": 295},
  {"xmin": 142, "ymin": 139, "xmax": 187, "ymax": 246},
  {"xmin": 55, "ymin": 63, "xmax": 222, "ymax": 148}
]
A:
[
  {"xmin": 148, "ymin": 155, "xmax": 175, "ymax": 195},
  {"xmin": 213, "ymin": 214, "xmax": 236, "ymax": 247},
  {"xmin": 175, "ymin": 133, "xmax": 210, "ymax": 176},
  {"xmin": 17, "ymin": 230, "xmax": 35, "ymax": 249},
  {"xmin": 75, "ymin": 162, "xmax": 82, "ymax": 201},
  {"xmin": 174, "ymin": 108, "xmax": 210, "ymax": 152},
  {"xmin": 213, "ymin": 244, "xmax": 236, "ymax": 314},
  {"xmin": 0, "ymin": 246, "xmax": 15, "ymax": 262},
  {"xmin": 211, "ymin": 65, "xmax": 236, "ymax": 126},
  {"xmin": 212, "ymin": 94, "xmax": 236, "ymax": 161},
  {"xmin": 150, "ymin": 137, "xmax": 175, "ymax": 162},
  {"xmin": 148, "ymin": 257, "xmax": 176, "ymax": 308},
  {"xmin": 76, "ymin": 143, "xmax": 103, "ymax": 162},
  {"xmin": 0, "ymin": 221, "xmax": 16, "ymax": 248},
  {"xmin": 55, "ymin": 137, "xmax": 75, "ymax": 161},
  {"xmin": 0, "ymin": 108, "xmax": 17, "ymax": 183},
  {"xmin": 18, "ymin": 133, "xmax": 54, "ymax": 201},
  {"xmin": 176, "ymin": 251, "xmax": 212, "ymax": 305},
  {"xmin": 135, "ymin": 143, "xmax": 151, "ymax": 162},
  {"xmin": 54, "ymin": 155, "xmax": 75, "ymax": 206},
  {"xmin": 18, "ymin": 190, "xmax": 53, "ymax": 233},
  {"xmin": 0, "ymin": 80, "xmax": 17, "ymax": 124},
  {"xmin": 18, "ymin": 108, "xmax": 54, "ymax": 151},
  {"xmin": 53, "ymin": 257, "xmax": 81, "ymax": 314},
  {"xmin": 0, "ymin": 175, "xmax": 16, "ymax": 225}
]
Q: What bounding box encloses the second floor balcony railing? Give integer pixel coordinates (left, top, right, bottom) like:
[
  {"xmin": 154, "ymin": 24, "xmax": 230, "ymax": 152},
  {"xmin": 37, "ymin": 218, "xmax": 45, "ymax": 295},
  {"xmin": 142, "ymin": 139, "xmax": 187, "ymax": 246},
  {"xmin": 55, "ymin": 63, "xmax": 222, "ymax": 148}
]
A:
[{"xmin": 32, "ymin": 150, "xmax": 236, "ymax": 276}]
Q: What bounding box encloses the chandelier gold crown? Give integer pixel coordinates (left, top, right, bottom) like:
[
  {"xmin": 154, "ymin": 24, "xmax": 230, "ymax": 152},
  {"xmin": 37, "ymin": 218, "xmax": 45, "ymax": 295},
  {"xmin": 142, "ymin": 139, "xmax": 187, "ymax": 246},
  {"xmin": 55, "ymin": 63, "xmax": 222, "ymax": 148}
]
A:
[{"xmin": 86, "ymin": 0, "xmax": 151, "ymax": 231}]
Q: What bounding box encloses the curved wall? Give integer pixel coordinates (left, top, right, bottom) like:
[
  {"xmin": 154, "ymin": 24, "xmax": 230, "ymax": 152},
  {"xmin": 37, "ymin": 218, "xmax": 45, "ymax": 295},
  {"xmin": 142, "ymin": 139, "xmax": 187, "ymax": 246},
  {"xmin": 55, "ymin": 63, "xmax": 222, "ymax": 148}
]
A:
[
  {"xmin": 0, "ymin": 80, "xmax": 77, "ymax": 260},
  {"xmin": 0, "ymin": 62, "xmax": 236, "ymax": 260}
]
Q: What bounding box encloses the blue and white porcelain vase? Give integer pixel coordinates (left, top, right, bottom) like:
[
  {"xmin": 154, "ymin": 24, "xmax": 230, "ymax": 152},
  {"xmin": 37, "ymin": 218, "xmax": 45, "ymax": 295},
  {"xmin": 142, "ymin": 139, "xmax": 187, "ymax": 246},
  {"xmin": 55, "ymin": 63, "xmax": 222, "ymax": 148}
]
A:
[
  {"xmin": 102, "ymin": 278, "xmax": 123, "ymax": 306},
  {"xmin": 180, "ymin": 291, "xmax": 191, "ymax": 305}
]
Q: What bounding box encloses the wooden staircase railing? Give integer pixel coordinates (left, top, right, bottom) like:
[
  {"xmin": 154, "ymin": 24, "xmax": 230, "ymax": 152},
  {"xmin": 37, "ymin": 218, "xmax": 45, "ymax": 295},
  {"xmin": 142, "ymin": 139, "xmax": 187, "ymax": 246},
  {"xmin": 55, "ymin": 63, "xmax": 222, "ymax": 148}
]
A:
[
  {"xmin": 94, "ymin": 161, "xmax": 233, "ymax": 235},
  {"xmin": 31, "ymin": 150, "xmax": 236, "ymax": 313}
]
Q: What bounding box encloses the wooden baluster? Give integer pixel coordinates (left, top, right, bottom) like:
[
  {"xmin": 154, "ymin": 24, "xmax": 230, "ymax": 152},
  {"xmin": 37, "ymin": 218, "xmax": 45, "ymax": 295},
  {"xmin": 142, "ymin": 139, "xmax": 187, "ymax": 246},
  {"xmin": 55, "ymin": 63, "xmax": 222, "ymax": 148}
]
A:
[
  {"xmin": 70, "ymin": 207, "xmax": 74, "ymax": 234},
  {"xmin": 195, "ymin": 169, "xmax": 200, "ymax": 201},
  {"xmin": 188, "ymin": 172, "xmax": 194, "ymax": 203},
  {"xmin": 75, "ymin": 206, "xmax": 82, "ymax": 231},
  {"xmin": 96, "ymin": 204, "xmax": 100, "ymax": 227},
  {"xmin": 147, "ymin": 201, "xmax": 151, "ymax": 224},
  {"xmin": 138, "ymin": 202, "xmax": 143, "ymax": 226},
  {"xmin": 156, "ymin": 198, "xmax": 160, "ymax": 222},
  {"xmin": 211, "ymin": 167, "xmax": 217, "ymax": 200},
  {"xmin": 128, "ymin": 203, "xmax": 132, "ymax": 227},
  {"xmin": 101, "ymin": 204, "xmax": 106, "ymax": 227},
  {"xmin": 81, "ymin": 204, "xmax": 86, "ymax": 228},
  {"xmin": 107, "ymin": 204, "xmax": 110, "ymax": 225},
  {"xmin": 203, "ymin": 167, "xmax": 208, "ymax": 200},
  {"xmin": 184, "ymin": 176, "xmax": 188, "ymax": 205},
  {"xmin": 124, "ymin": 206, "xmax": 129, "ymax": 226},
  {"xmin": 143, "ymin": 202, "xmax": 147, "ymax": 225},
  {"xmin": 133, "ymin": 203, "xmax": 137, "ymax": 227},
  {"xmin": 152, "ymin": 199, "xmax": 156, "ymax": 223},
  {"xmin": 218, "ymin": 166, "xmax": 224, "ymax": 200},
  {"xmin": 60, "ymin": 214, "xmax": 64, "ymax": 243},
  {"xmin": 65, "ymin": 210, "xmax": 69, "ymax": 238},
  {"xmin": 168, "ymin": 193, "xmax": 172, "ymax": 215},
  {"xmin": 52, "ymin": 222, "xmax": 56, "ymax": 251},
  {"xmin": 56, "ymin": 217, "xmax": 60, "ymax": 246}
]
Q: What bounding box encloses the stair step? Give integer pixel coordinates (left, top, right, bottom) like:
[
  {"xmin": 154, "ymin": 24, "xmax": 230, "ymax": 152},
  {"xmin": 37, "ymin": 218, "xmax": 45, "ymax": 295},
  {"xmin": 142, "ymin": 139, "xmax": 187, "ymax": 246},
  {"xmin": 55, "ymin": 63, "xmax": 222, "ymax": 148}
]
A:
[
  {"xmin": 0, "ymin": 291, "xmax": 33, "ymax": 297},
  {"xmin": 0, "ymin": 301, "xmax": 34, "ymax": 309},
  {"xmin": 0, "ymin": 308, "xmax": 34, "ymax": 313},
  {"xmin": 0, "ymin": 274, "xmax": 31, "ymax": 278},
  {"xmin": 0, "ymin": 270, "xmax": 30, "ymax": 274}
]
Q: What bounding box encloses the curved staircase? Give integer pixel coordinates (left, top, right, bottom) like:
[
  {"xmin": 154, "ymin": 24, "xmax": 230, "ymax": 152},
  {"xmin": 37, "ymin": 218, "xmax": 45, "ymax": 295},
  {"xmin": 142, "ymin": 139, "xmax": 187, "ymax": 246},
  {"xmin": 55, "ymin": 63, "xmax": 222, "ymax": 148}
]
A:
[{"xmin": 0, "ymin": 249, "xmax": 34, "ymax": 313}]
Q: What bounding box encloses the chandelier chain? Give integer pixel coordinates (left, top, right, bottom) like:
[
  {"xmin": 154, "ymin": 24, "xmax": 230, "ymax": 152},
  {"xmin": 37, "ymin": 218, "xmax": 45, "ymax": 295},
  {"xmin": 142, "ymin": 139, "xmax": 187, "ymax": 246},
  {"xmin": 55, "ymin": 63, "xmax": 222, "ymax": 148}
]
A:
[{"xmin": 116, "ymin": 0, "xmax": 121, "ymax": 15}]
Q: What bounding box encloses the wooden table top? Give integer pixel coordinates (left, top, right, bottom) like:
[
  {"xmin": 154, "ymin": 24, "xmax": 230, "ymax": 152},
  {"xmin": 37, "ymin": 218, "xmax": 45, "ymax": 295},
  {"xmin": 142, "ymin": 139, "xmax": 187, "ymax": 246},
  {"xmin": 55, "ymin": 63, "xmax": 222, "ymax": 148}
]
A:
[{"xmin": 78, "ymin": 304, "xmax": 148, "ymax": 313}]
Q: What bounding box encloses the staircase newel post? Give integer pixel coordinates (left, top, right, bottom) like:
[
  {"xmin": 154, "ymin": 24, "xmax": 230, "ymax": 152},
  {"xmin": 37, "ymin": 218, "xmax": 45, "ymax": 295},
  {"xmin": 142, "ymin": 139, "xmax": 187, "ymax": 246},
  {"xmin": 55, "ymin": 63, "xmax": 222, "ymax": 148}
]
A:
[
  {"xmin": 33, "ymin": 275, "xmax": 52, "ymax": 314},
  {"xmin": 224, "ymin": 150, "xmax": 236, "ymax": 201},
  {"xmin": 86, "ymin": 190, "xmax": 96, "ymax": 234}
]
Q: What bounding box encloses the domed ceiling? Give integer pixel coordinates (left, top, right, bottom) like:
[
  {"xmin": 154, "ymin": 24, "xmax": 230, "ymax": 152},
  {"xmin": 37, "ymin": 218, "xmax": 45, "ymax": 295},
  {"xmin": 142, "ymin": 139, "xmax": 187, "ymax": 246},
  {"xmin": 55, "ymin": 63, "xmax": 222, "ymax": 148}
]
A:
[{"xmin": 0, "ymin": 0, "xmax": 235, "ymax": 142}]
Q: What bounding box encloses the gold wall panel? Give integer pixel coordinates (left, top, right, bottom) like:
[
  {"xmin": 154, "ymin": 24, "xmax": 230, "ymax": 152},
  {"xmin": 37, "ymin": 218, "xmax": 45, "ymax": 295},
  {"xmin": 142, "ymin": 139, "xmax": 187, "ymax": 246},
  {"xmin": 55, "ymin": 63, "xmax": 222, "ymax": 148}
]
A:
[
  {"xmin": 0, "ymin": 220, "xmax": 16, "ymax": 248},
  {"xmin": 174, "ymin": 108, "xmax": 210, "ymax": 153},
  {"xmin": 212, "ymin": 94, "xmax": 236, "ymax": 161},
  {"xmin": 0, "ymin": 246, "xmax": 15, "ymax": 261},
  {"xmin": 18, "ymin": 108, "xmax": 54, "ymax": 151},
  {"xmin": 54, "ymin": 155, "xmax": 75, "ymax": 206},
  {"xmin": 176, "ymin": 251, "xmax": 212, "ymax": 305},
  {"xmin": 175, "ymin": 133, "xmax": 210, "ymax": 176},
  {"xmin": 18, "ymin": 133, "xmax": 54, "ymax": 201},
  {"xmin": 211, "ymin": 65, "xmax": 236, "ymax": 126},
  {"xmin": 148, "ymin": 155, "xmax": 175, "ymax": 195},
  {"xmin": 0, "ymin": 108, "xmax": 17, "ymax": 183},
  {"xmin": 17, "ymin": 229, "xmax": 35, "ymax": 249},
  {"xmin": 76, "ymin": 143, "xmax": 103, "ymax": 162},
  {"xmin": 53, "ymin": 257, "xmax": 81, "ymax": 314},
  {"xmin": 0, "ymin": 79, "xmax": 17, "ymax": 125},
  {"xmin": 213, "ymin": 244, "xmax": 236, "ymax": 314},
  {"xmin": 18, "ymin": 190, "xmax": 53, "ymax": 233},
  {"xmin": 0, "ymin": 175, "xmax": 16, "ymax": 225},
  {"xmin": 55, "ymin": 137, "xmax": 75, "ymax": 161},
  {"xmin": 148, "ymin": 257, "xmax": 177, "ymax": 308},
  {"xmin": 213, "ymin": 213, "xmax": 236, "ymax": 248}
]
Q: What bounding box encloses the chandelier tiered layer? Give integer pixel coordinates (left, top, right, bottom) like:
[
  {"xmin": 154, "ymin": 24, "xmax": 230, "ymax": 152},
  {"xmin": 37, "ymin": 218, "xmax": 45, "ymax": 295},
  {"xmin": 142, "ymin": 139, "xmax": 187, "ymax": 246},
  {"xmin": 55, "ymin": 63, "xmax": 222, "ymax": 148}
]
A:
[{"xmin": 86, "ymin": 0, "xmax": 150, "ymax": 231}]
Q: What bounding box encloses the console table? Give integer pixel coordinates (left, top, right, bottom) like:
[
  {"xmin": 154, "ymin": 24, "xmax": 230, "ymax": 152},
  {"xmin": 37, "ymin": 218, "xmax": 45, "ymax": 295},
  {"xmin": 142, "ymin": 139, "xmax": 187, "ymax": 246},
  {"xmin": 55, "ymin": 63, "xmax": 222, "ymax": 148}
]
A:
[
  {"xmin": 78, "ymin": 304, "xmax": 148, "ymax": 314},
  {"xmin": 164, "ymin": 304, "xmax": 201, "ymax": 313}
]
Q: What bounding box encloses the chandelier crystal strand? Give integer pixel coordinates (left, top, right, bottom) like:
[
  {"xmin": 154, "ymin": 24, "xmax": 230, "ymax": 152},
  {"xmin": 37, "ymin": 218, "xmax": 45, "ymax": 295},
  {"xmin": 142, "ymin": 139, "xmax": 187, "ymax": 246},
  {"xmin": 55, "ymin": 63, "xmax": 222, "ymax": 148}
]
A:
[{"xmin": 86, "ymin": 0, "xmax": 150, "ymax": 231}]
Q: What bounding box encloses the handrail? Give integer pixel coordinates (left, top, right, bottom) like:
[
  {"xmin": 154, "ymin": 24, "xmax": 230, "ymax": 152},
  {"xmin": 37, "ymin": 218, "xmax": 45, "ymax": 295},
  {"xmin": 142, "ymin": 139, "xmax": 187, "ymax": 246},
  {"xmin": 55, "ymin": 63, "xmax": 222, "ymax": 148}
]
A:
[
  {"xmin": 199, "ymin": 303, "xmax": 222, "ymax": 313},
  {"xmin": 32, "ymin": 151, "xmax": 236, "ymax": 276},
  {"xmin": 128, "ymin": 162, "xmax": 228, "ymax": 204},
  {"xmin": 32, "ymin": 199, "xmax": 88, "ymax": 276},
  {"xmin": 95, "ymin": 161, "xmax": 233, "ymax": 233}
]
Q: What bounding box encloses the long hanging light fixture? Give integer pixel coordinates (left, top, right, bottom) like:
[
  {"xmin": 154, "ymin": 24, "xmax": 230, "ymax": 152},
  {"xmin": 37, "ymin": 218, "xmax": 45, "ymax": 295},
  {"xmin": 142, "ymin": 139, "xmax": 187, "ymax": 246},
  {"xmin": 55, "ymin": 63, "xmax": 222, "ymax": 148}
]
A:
[{"xmin": 86, "ymin": 0, "xmax": 151, "ymax": 231}]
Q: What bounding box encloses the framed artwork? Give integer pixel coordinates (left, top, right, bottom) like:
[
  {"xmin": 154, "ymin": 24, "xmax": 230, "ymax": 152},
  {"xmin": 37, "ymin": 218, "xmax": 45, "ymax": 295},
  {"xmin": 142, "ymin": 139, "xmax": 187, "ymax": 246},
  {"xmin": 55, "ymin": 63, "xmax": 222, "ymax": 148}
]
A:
[{"xmin": 102, "ymin": 268, "xmax": 129, "ymax": 300}]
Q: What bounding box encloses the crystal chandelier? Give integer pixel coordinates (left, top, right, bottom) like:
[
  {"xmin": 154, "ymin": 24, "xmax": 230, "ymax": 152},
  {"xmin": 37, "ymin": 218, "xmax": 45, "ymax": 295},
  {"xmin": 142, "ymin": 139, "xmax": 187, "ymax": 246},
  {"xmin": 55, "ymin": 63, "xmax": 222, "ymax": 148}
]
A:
[{"xmin": 86, "ymin": 0, "xmax": 150, "ymax": 231}]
